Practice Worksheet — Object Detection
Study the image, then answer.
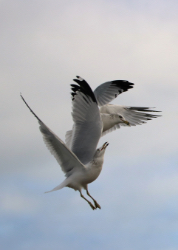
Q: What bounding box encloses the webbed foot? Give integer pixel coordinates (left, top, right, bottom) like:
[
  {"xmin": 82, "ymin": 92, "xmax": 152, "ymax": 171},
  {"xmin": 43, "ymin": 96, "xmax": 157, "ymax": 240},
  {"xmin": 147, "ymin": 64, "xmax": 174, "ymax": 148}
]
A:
[{"xmin": 94, "ymin": 201, "xmax": 101, "ymax": 209}]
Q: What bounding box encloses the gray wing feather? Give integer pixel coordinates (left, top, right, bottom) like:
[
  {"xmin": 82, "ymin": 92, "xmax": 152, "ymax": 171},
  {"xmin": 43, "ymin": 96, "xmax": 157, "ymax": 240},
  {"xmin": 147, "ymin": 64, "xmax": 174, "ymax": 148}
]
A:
[
  {"xmin": 39, "ymin": 121, "xmax": 85, "ymax": 176},
  {"xmin": 20, "ymin": 94, "xmax": 85, "ymax": 177},
  {"xmin": 70, "ymin": 91, "xmax": 102, "ymax": 164},
  {"xmin": 65, "ymin": 129, "xmax": 73, "ymax": 148},
  {"xmin": 94, "ymin": 80, "xmax": 134, "ymax": 106}
]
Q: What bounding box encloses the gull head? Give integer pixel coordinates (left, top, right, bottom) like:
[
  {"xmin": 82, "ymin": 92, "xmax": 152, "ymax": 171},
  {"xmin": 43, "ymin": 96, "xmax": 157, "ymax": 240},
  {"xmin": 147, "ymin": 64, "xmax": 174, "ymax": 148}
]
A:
[
  {"xmin": 117, "ymin": 115, "xmax": 130, "ymax": 126},
  {"xmin": 91, "ymin": 142, "xmax": 109, "ymax": 167},
  {"xmin": 94, "ymin": 142, "xmax": 109, "ymax": 159}
]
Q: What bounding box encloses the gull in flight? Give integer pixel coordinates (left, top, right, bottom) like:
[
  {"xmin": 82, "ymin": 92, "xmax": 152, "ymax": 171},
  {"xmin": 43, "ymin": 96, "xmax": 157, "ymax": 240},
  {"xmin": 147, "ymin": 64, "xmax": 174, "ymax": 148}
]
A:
[
  {"xmin": 90, "ymin": 76, "xmax": 161, "ymax": 134},
  {"xmin": 20, "ymin": 81, "xmax": 109, "ymax": 210},
  {"xmin": 67, "ymin": 76, "xmax": 129, "ymax": 164},
  {"xmin": 66, "ymin": 76, "xmax": 161, "ymax": 148}
]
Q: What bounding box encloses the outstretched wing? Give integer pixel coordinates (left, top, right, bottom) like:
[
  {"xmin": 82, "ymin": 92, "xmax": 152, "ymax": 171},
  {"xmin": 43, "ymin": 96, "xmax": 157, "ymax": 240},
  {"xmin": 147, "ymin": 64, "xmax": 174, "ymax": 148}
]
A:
[
  {"xmin": 69, "ymin": 76, "xmax": 102, "ymax": 164},
  {"xmin": 100, "ymin": 104, "xmax": 161, "ymax": 136},
  {"xmin": 94, "ymin": 80, "xmax": 134, "ymax": 106},
  {"xmin": 20, "ymin": 94, "xmax": 85, "ymax": 177}
]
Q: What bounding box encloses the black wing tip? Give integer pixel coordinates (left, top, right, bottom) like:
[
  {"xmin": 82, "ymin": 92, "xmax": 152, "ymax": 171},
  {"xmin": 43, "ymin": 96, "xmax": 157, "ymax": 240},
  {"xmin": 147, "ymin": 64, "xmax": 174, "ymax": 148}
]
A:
[
  {"xmin": 128, "ymin": 107, "xmax": 162, "ymax": 113},
  {"xmin": 73, "ymin": 75, "xmax": 86, "ymax": 83},
  {"xmin": 71, "ymin": 76, "xmax": 97, "ymax": 103},
  {"xmin": 127, "ymin": 106, "xmax": 162, "ymax": 119},
  {"xmin": 111, "ymin": 80, "xmax": 134, "ymax": 93},
  {"xmin": 20, "ymin": 93, "xmax": 42, "ymax": 122},
  {"xmin": 20, "ymin": 92, "xmax": 24, "ymax": 99}
]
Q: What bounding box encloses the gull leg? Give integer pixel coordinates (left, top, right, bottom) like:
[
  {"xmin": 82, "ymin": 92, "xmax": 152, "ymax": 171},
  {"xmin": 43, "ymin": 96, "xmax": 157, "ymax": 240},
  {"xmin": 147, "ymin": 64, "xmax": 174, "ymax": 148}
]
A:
[
  {"xmin": 86, "ymin": 189, "xmax": 101, "ymax": 209},
  {"xmin": 79, "ymin": 191, "xmax": 96, "ymax": 210}
]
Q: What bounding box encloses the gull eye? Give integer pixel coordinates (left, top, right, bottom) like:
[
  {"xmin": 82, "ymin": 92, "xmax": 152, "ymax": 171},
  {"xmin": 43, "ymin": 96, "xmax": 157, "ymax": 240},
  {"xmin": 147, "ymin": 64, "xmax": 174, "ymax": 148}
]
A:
[{"xmin": 119, "ymin": 115, "xmax": 123, "ymax": 119}]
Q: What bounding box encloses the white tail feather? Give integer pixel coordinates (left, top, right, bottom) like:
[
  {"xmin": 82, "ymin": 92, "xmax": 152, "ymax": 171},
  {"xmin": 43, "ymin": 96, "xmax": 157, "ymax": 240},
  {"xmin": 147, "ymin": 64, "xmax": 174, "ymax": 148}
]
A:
[{"xmin": 45, "ymin": 179, "xmax": 69, "ymax": 193}]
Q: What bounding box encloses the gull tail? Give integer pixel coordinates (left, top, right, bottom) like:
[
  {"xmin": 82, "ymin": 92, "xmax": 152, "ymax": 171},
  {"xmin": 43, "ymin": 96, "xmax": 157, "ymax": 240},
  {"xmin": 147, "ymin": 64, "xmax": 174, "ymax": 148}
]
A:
[{"xmin": 45, "ymin": 179, "xmax": 69, "ymax": 193}]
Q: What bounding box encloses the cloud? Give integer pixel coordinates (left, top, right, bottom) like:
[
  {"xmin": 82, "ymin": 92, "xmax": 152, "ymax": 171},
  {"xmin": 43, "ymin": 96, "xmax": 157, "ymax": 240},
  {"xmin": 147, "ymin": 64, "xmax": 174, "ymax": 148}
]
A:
[
  {"xmin": 1, "ymin": 0, "xmax": 178, "ymax": 249},
  {"xmin": 1, "ymin": 192, "xmax": 40, "ymax": 215}
]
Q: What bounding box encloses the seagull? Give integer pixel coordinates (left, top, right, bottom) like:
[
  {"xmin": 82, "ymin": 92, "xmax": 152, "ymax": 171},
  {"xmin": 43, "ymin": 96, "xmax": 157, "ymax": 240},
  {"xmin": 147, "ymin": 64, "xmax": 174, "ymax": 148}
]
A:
[
  {"xmin": 100, "ymin": 105, "xmax": 161, "ymax": 136},
  {"xmin": 67, "ymin": 76, "xmax": 129, "ymax": 164},
  {"xmin": 20, "ymin": 85, "xmax": 109, "ymax": 210},
  {"xmin": 66, "ymin": 76, "xmax": 161, "ymax": 144},
  {"xmin": 91, "ymin": 76, "xmax": 161, "ymax": 134}
]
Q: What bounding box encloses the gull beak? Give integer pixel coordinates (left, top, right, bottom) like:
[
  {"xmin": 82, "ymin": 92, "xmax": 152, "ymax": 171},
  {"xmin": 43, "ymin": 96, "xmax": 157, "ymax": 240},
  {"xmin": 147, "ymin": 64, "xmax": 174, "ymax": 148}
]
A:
[
  {"xmin": 101, "ymin": 142, "xmax": 109, "ymax": 150},
  {"xmin": 121, "ymin": 117, "xmax": 130, "ymax": 126}
]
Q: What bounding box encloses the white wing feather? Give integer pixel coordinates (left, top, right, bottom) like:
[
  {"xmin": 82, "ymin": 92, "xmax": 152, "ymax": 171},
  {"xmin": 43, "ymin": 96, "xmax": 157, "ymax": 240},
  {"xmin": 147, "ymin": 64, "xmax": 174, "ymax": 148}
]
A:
[{"xmin": 20, "ymin": 94, "xmax": 85, "ymax": 177}]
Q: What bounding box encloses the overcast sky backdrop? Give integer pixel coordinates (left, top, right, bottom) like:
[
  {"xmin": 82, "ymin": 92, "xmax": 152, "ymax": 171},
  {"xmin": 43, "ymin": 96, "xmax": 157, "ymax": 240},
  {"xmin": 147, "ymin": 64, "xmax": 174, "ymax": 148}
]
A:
[{"xmin": 1, "ymin": 0, "xmax": 178, "ymax": 249}]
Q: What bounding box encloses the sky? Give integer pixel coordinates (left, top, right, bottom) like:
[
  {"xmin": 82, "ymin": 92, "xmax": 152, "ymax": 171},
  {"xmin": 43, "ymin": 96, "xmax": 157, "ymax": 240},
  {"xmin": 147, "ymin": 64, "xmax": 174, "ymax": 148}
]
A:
[{"xmin": 1, "ymin": 0, "xmax": 178, "ymax": 249}]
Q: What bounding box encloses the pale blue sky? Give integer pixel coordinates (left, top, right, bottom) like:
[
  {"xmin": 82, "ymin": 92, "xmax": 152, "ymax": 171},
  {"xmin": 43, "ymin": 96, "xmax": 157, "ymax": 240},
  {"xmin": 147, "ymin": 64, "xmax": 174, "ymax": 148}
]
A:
[{"xmin": 1, "ymin": 0, "xmax": 178, "ymax": 249}]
